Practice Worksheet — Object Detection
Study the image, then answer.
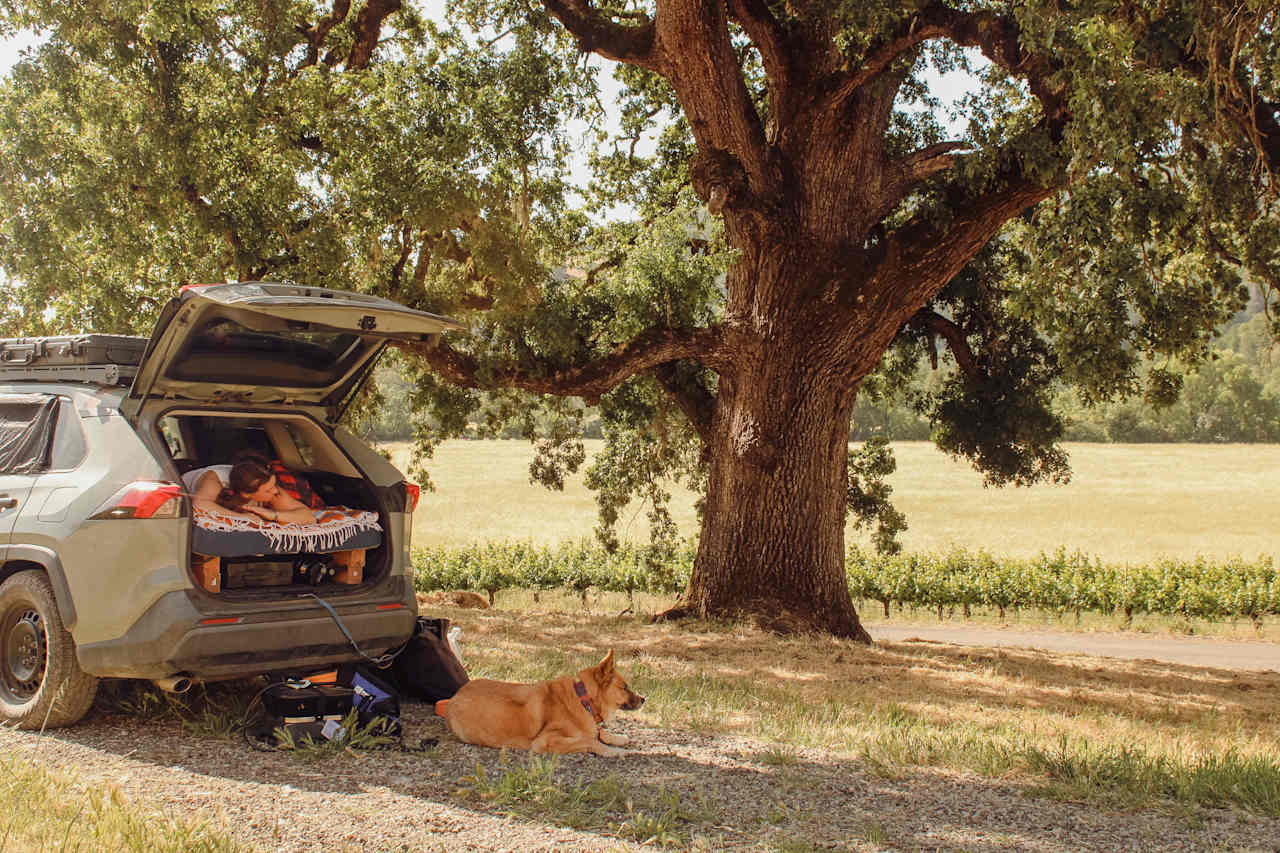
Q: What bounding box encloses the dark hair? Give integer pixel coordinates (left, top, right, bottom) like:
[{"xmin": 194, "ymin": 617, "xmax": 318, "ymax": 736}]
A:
[
  {"xmin": 231, "ymin": 448, "xmax": 272, "ymax": 467},
  {"xmin": 215, "ymin": 461, "xmax": 273, "ymax": 511}
]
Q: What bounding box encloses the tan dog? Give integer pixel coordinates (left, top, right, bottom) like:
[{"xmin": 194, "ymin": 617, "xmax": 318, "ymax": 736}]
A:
[
  {"xmin": 415, "ymin": 590, "xmax": 490, "ymax": 609},
  {"xmin": 435, "ymin": 650, "xmax": 645, "ymax": 756}
]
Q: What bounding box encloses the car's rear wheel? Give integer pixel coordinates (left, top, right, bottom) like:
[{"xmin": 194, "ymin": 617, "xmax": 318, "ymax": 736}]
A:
[{"xmin": 0, "ymin": 571, "xmax": 97, "ymax": 729}]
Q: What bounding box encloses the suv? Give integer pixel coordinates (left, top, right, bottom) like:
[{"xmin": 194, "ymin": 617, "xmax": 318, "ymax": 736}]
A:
[{"xmin": 0, "ymin": 282, "xmax": 460, "ymax": 728}]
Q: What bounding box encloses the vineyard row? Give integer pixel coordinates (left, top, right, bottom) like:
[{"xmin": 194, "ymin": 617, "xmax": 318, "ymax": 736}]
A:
[{"xmin": 412, "ymin": 542, "xmax": 1279, "ymax": 623}]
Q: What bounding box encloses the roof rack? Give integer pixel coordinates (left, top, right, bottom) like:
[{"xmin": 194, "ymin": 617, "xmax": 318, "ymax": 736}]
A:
[
  {"xmin": 0, "ymin": 363, "xmax": 138, "ymax": 385},
  {"xmin": 0, "ymin": 335, "xmax": 148, "ymax": 386}
]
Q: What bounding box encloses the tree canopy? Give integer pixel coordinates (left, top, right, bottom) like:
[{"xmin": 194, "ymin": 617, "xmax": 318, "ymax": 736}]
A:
[{"xmin": 0, "ymin": 0, "xmax": 1276, "ymax": 637}]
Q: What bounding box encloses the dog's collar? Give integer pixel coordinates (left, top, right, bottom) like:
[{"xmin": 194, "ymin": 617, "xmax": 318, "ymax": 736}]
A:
[{"xmin": 573, "ymin": 679, "xmax": 605, "ymax": 724}]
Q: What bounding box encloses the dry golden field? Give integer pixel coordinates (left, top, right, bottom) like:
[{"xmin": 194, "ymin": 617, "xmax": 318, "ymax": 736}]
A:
[{"xmin": 392, "ymin": 440, "xmax": 1280, "ymax": 563}]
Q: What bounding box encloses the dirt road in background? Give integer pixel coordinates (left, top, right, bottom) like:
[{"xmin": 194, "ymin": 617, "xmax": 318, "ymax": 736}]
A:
[{"xmin": 871, "ymin": 623, "xmax": 1280, "ymax": 671}]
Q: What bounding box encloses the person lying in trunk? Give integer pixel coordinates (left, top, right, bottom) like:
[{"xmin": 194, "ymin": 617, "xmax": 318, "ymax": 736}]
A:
[
  {"xmin": 186, "ymin": 460, "xmax": 319, "ymax": 525},
  {"xmin": 230, "ymin": 448, "xmax": 325, "ymax": 510}
]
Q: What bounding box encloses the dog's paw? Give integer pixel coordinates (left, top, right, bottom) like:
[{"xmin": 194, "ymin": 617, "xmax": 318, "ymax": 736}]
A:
[{"xmin": 598, "ymin": 731, "xmax": 629, "ymax": 747}]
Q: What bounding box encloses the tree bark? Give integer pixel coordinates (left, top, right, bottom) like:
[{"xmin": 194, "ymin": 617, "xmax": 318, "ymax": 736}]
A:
[
  {"xmin": 670, "ymin": 352, "xmax": 871, "ymax": 641},
  {"xmin": 656, "ymin": 240, "xmax": 883, "ymax": 642}
]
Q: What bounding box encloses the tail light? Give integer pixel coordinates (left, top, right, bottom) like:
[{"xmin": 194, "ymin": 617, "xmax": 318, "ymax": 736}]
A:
[
  {"xmin": 402, "ymin": 482, "xmax": 420, "ymax": 547},
  {"xmin": 90, "ymin": 481, "xmax": 185, "ymax": 519}
]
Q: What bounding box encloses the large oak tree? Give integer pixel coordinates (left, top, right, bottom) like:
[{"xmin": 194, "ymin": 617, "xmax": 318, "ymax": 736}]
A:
[{"xmin": 1, "ymin": 1, "xmax": 1276, "ymax": 639}]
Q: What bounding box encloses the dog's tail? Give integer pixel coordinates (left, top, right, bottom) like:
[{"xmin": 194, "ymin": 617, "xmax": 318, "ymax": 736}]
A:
[{"xmin": 434, "ymin": 699, "xmax": 450, "ymax": 718}]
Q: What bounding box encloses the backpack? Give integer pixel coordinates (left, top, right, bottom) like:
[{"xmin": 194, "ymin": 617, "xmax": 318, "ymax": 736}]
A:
[
  {"xmin": 347, "ymin": 666, "xmax": 403, "ymax": 737},
  {"xmin": 389, "ymin": 617, "xmax": 470, "ymax": 703}
]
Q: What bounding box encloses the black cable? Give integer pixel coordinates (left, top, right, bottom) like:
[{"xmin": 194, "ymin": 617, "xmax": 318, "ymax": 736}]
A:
[
  {"xmin": 305, "ymin": 592, "xmax": 408, "ymax": 668},
  {"xmin": 234, "ymin": 596, "xmax": 426, "ymax": 751},
  {"xmin": 239, "ymin": 678, "xmax": 293, "ymax": 752}
]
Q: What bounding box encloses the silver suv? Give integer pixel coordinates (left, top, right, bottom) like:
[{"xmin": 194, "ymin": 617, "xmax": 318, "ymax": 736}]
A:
[{"xmin": 0, "ymin": 283, "xmax": 459, "ymax": 728}]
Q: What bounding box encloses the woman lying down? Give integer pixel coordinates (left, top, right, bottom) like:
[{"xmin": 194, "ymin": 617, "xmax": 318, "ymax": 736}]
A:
[
  {"xmin": 183, "ymin": 457, "xmax": 381, "ymax": 556},
  {"xmin": 185, "ymin": 460, "xmax": 319, "ymax": 525}
]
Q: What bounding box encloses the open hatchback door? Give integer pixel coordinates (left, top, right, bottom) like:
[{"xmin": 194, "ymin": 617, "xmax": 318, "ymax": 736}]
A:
[{"xmin": 122, "ymin": 282, "xmax": 463, "ymax": 422}]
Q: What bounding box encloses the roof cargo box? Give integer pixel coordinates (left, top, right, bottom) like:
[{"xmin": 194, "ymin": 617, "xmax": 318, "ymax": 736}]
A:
[{"xmin": 0, "ymin": 335, "xmax": 149, "ymax": 385}]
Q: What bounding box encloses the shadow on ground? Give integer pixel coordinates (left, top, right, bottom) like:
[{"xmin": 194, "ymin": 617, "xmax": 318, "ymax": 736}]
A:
[{"xmin": 11, "ymin": 606, "xmax": 1280, "ymax": 852}]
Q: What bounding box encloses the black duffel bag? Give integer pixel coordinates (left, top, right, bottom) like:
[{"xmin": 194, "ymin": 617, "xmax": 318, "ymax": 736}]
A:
[{"xmin": 389, "ymin": 616, "xmax": 469, "ymax": 703}]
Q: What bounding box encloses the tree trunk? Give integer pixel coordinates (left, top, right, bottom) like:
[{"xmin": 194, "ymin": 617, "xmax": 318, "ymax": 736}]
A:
[{"xmin": 666, "ymin": 342, "xmax": 873, "ymax": 642}]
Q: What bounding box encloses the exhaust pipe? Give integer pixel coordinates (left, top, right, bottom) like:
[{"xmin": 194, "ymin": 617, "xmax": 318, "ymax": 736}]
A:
[{"xmin": 153, "ymin": 674, "xmax": 193, "ymax": 694}]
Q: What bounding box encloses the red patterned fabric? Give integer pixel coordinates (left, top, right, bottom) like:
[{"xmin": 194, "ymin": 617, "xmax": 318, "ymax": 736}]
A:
[{"xmin": 271, "ymin": 460, "xmax": 324, "ymax": 509}]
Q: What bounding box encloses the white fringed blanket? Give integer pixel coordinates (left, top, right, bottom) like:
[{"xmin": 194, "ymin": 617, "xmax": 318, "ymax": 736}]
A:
[{"xmin": 193, "ymin": 506, "xmax": 382, "ymax": 553}]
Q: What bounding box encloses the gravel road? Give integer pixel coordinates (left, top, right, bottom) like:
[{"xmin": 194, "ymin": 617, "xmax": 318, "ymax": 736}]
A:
[
  {"xmin": 5, "ymin": 628, "xmax": 1280, "ymax": 851},
  {"xmin": 8, "ymin": 654, "xmax": 1280, "ymax": 853},
  {"xmin": 870, "ymin": 623, "xmax": 1280, "ymax": 671}
]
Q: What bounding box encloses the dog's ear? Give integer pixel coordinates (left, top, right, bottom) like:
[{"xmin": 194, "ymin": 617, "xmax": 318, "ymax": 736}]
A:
[{"xmin": 596, "ymin": 649, "xmax": 616, "ymax": 678}]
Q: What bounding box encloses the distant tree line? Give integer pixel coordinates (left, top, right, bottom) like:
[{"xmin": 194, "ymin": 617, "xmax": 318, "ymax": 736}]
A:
[{"xmin": 852, "ymin": 311, "xmax": 1280, "ymax": 444}]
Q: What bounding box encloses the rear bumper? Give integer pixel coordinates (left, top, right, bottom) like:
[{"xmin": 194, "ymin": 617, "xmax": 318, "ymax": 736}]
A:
[{"xmin": 76, "ymin": 576, "xmax": 417, "ymax": 680}]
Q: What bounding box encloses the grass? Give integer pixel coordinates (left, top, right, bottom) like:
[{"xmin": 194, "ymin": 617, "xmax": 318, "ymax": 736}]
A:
[
  {"xmin": 437, "ymin": 600, "xmax": 1280, "ymax": 816},
  {"xmin": 393, "ymin": 439, "xmax": 1280, "ymax": 563},
  {"xmin": 96, "ymin": 680, "xmax": 412, "ymax": 759},
  {"xmin": 460, "ymin": 752, "xmax": 701, "ymax": 847},
  {"xmin": 0, "ymin": 745, "xmax": 245, "ymax": 852},
  {"xmin": 96, "ymin": 678, "xmax": 259, "ymax": 740}
]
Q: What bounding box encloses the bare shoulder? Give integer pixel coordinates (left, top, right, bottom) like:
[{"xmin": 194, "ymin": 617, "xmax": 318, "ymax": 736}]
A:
[{"xmin": 192, "ymin": 469, "xmax": 224, "ymax": 496}]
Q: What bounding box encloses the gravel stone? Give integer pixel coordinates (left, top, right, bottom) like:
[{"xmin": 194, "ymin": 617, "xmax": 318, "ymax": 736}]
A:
[{"xmin": 5, "ymin": 700, "xmax": 1278, "ymax": 852}]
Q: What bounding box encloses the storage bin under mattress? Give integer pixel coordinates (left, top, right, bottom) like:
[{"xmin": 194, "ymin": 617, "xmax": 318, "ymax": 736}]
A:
[{"xmin": 191, "ymin": 507, "xmax": 383, "ymax": 557}]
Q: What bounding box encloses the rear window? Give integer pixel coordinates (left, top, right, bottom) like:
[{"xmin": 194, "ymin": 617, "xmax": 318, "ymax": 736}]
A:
[
  {"xmin": 166, "ymin": 317, "xmax": 369, "ymax": 387},
  {"xmin": 48, "ymin": 399, "xmax": 86, "ymax": 470},
  {"xmin": 0, "ymin": 394, "xmax": 57, "ymax": 474}
]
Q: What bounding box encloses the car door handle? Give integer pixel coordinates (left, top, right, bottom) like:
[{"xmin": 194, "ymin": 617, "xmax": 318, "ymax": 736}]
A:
[{"xmin": 0, "ymin": 498, "xmax": 17, "ymax": 509}]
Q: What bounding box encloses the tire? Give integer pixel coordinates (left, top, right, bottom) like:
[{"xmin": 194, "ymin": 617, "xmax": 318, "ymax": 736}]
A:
[{"xmin": 0, "ymin": 571, "xmax": 98, "ymax": 729}]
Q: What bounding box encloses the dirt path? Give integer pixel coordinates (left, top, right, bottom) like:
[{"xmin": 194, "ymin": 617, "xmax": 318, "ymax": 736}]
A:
[{"xmin": 869, "ymin": 623, "xmax": 1280, "ymax": 671}]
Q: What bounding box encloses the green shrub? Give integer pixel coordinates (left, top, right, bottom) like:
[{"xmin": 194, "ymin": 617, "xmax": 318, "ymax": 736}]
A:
[{"xmin": 413, "ymin": 543, "xmax": 1278, "ymax": 624}]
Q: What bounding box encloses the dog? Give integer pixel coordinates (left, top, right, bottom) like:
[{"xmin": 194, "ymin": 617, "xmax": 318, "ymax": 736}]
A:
[
  {"xmin": 434, "ymin": 650, "xmax": 645, "ymax": 756},
  {"xmin": 415, "ymin": 590, "xmax": 490, "ymax": 609}
]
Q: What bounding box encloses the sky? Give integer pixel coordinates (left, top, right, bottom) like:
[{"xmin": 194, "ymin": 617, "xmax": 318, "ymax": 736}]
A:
[{"xmin": 0, "ymin": 29, "xmax": 36, "ymax": 73}]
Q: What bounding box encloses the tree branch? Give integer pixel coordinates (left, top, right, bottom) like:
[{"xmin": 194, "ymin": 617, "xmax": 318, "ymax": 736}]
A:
[
  {"xmin": 541, "ymin": 0, "xmax": 661, "ymax": 70},
  {"xmin": 873, "ymin": 167, "xmax": 1059, "ymax": 312},
  {"xmin": 296, "ymin": 0, "xmax": 350, "ymax": 69},
  {"xmin": 180, "ymin": 182, "xmax": 248, "ymax": 272},
  {"xmin": 347, "ymin": 0, "xmax": 401, "ymax": 70},
  {"xmin": 825, "ymin": 13, "xmax": 946, "ymax": 113},
  {"xmin": 387, "ymin": 223, "xmax": 413, "ymax": 297},
  {"xmin": 396, "ymin": 326, "xmax": 725, "ymax": 405},
  {"xmin": 895, "ymin": 141, "xmax": 969, "ymax": 185},
  {"xmin": 928, "ymin": 6, "xmax": 1069, "ymax": 126},
  {"xmin": 725, "ymin": 0, "xmax": 795, "ymax": 100},
  {"xmin": 652, "ymin": 361, "xmax": 716, "ymax": 442},
  {"xmin": 1245, "ymin": 99, "xmax": 1280, "ymax": 175},
  {"xmin": 542, "ymin": 0, "xmax": 772, "ymax": 205},
  {"xmin": 584, "ymin": 252, "xmax": 625, "ymax": 286},
  {"xmin": 824, "ymin": 3, "xmax": 1068, "ymax": 129},
  {"xmin": 908, "ymin": 309, "xmax": 978, "ymax": 378}
]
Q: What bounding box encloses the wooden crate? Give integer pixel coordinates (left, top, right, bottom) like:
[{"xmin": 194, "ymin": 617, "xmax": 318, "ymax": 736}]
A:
[
  {"xmin": 225, "ymin": 558, "xmax": 295, "ymax": 589},
  {"xmin": 195, "ymin": 555, "xmax": 221, "ymax": 593},
  {"xmin": 332, "ymin": 549, "xmax": 365, "ymax": 585}
]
